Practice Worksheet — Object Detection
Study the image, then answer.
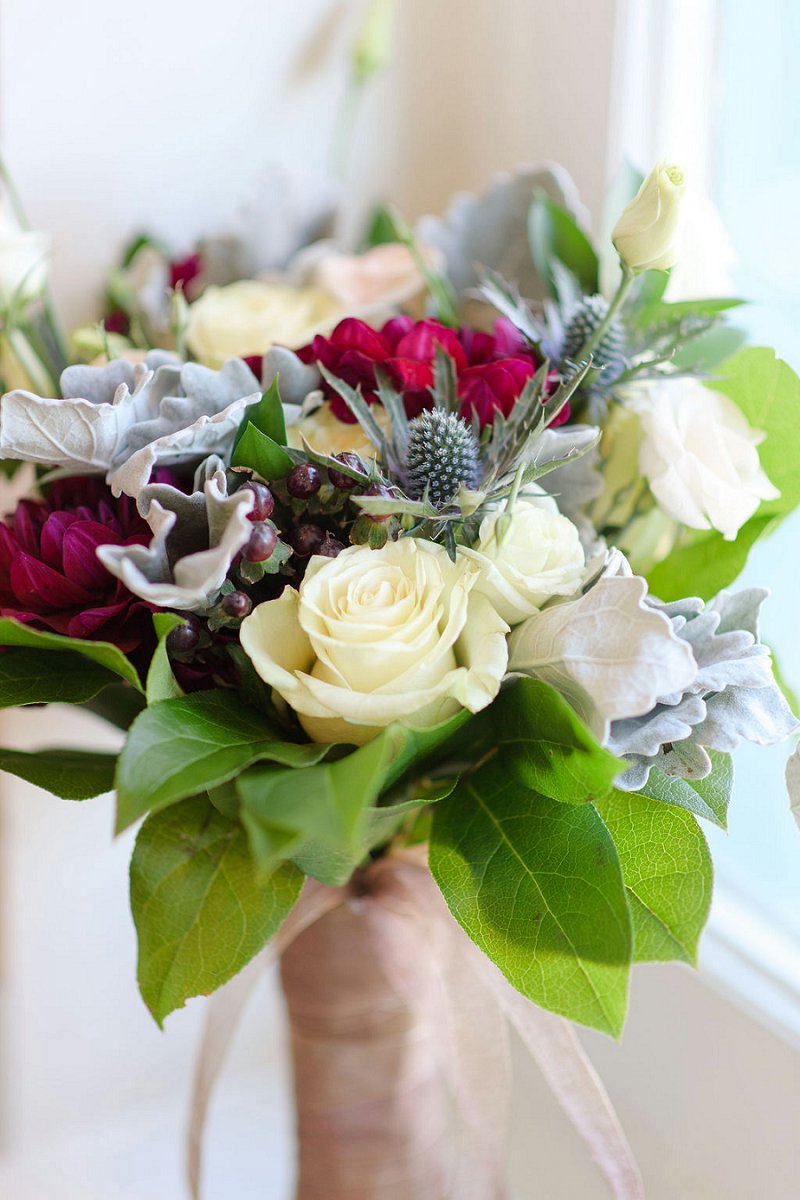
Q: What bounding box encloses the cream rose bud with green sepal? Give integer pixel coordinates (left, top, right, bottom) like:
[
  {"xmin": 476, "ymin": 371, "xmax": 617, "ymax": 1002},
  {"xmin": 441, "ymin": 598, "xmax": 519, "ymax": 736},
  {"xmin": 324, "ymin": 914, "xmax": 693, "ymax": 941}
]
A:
[
  {"xmin": 458, "ymin": 493, "xmax": 586, "ymax": 626},
  {"xmin": 239, "ymin": 538, "xmax": 509, "ymax": 746}
]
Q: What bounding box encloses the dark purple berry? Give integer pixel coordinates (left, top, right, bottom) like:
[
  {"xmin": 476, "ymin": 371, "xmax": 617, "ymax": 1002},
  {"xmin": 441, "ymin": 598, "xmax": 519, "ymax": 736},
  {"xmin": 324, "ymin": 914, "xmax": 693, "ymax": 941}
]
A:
[
  {"xmin": 328, "ymin": 452, "xmax": 364, "ymax": 490},
  {"xmin": 287, "ymin": 463, "xmax": 322, "ymax": 499},
  {"xmin": 221, "ymin": 590, "xmax": 252, "ymax": 618},
  {"xmin": 355, "ymin": 481, "xmax": 394, "ymax": 521},
  {"xmin": 244, "ymin": 523, "xmax": 278, "ymax": 562},
  {"xmin": 289, "ymin": 523, "xmax": 324, "ymax": 557},
  {"xmin": 317, "ymin": 532, "xmax": 345, "ymax": 558},
  {"xmin": 242, "ymin": 481, "xmax": 274, "ymax": 521},
  {"xmin": 167, "ymin": 618, "xmax": 200, "ymax": 655}
]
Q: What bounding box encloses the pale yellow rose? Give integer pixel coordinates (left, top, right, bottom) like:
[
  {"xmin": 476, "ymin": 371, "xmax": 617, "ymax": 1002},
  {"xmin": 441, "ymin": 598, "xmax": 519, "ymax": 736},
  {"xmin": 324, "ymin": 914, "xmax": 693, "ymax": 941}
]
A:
[
  {"xmin": 240, "ymin": 537, "xmax": 509, "ymax": 745},
  {"xmin": 459, "ymin": 493, "xmax": 586, "ymax": 625},
  {"xmin": 185, "ymin": 279, "xmax": 342, "ymax": 367},
  {"xmin": 286, "ymin": 401, "xmax": 390, "ymax": 461},
  {"xmin": 612, "ymin": 162, "xmax": 686, "ymax": 272}
]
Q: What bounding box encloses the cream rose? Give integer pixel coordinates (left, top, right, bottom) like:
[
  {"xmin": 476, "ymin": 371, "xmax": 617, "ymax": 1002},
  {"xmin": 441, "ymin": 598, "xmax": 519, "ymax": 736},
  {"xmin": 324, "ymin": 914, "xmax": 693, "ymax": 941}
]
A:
[
  {"xmin": 240, "ymin": 538, "xmax": 509, "ymax": 745},
  {"xmin": 286, "ymin": 400, "xmax": 390, "ymax": 461},
  {"xmin": 631, "ymin": 378, "xmax": 779, "ymax": 540},
  {"xmin": 459, "ymin": 494, "xmax": 586, "ymax": 625},
  {"xmin": 185, "ymin": 279, "xmax": 342, "ymax": 366},
  {"xmin": 612, "ymin": 162, "xmax": 686, "ymax": 273}
]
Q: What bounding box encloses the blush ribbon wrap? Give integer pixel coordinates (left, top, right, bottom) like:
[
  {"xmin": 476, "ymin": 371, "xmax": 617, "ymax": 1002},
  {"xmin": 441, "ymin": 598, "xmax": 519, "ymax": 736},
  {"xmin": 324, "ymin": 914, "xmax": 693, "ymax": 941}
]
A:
[{"xmin": 187, "ymin": 849, "xmax": 644, "ymax": 1200}]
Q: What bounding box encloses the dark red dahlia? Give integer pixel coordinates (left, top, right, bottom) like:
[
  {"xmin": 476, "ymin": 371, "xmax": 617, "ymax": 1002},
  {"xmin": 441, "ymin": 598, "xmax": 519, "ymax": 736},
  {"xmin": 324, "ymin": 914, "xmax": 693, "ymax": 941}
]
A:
[
  {"xmin": 169, "ymin": 251, "xmax": 203, "ymax": 300},
  {"xmin": 296, "ymin": 315, "xmax": 555, "ymax": 427},
  {"xmin": 0, "ymin": 478, "xmax": 155, "ymax": 659}
]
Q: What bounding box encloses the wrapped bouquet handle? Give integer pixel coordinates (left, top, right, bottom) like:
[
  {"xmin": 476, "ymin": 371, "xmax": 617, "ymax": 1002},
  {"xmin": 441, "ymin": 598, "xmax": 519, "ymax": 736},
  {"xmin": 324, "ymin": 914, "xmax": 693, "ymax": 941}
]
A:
[{"xmin": 188, "ymin": 851, "xmax": 644, "ymax": 1200}]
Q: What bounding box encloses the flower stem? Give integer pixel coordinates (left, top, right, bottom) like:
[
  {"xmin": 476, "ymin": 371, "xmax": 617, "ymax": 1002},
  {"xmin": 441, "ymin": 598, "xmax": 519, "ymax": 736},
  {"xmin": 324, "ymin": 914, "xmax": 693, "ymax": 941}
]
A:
[{"xmin": 577, "ymin": 262, "xmax": 636, "ymax": 362}]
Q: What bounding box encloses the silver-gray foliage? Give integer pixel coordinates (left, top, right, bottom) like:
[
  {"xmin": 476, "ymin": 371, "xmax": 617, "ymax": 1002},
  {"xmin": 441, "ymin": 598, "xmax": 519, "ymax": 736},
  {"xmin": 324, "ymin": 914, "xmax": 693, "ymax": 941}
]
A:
[
  {"xmin": 610, "ymin": 588, "xmax": 798, "ymax": 790},
  {"xmin": 416, "ymin": 165, "xmax": 585, "ymax": 301}
]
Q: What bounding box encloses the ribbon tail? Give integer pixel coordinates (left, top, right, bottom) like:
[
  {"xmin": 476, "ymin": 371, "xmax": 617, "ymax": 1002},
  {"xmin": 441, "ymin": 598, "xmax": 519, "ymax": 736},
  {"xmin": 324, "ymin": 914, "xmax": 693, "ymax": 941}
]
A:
[
  {"xmin": 468, "ymin": 950, "xmax": 645, "ymax": 1200},
  {"xmin": 186, "ymin": 880, "xmax": 347, "ymax": 1200}
]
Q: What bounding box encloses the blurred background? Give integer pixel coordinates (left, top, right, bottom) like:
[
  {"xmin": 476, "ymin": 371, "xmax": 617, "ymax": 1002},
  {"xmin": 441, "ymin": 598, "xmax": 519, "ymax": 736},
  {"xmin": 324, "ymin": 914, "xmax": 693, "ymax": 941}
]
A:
[{"xmin": 0, "ymin": 0, "xmax": 799, "ymax": 1195}]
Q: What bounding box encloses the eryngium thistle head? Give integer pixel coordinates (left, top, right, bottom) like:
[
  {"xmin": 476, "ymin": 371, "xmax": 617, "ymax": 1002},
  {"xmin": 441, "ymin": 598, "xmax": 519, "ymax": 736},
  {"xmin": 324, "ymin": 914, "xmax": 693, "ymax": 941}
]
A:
[
  {"xmin": 562, "ymin": 294, "xmax": 626, "ymax": 384},
  {"xmin": 405, "ymin": 408, "xmax": 481, "ymax": 505}
]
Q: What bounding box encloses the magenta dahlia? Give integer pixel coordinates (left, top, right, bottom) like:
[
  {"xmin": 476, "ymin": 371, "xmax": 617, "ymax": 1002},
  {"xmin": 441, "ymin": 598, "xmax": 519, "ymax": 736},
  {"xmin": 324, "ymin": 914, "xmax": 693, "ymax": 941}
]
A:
[
  {"xmin": 0, "ymin": 479, "xmax": 155, "ymax": 658},
  {"xmin": 296, "ymin": 315, "xmax": 554, "ymax": 427}
]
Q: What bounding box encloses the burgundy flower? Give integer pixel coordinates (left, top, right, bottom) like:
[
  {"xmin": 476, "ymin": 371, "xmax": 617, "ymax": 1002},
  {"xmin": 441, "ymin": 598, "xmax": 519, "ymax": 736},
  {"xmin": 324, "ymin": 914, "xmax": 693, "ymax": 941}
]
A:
[
  {"xmin": 0, "ymin": 478, "xmax": 156, "ymax": 660},
  {"xmin": 296, "ymin": 316, "xmax": 551, "ymax": 427},
  {"xmin": 169, "ymin": 251, "xmax": 204, "ymax": 300}
]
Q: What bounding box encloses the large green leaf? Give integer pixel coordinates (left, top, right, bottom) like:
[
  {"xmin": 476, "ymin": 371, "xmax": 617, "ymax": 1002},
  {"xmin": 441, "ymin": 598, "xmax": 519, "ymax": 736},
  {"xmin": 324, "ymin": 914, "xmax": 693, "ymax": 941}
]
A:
[
  {"xmin": 646, "ymin": 516, "xmax": 773, "ymax": 603},
  {"xmin": 115, "ymin": 690, "xmax": 326, "ymax": 831},
  {"xmin": 0, "ymin": 648, "xmax": 117, "ymax": 708},
  {"xmin": 0, "ymin": 746, "xmax": 117, "ymax": 800},
  {"xmin": 239, "ymin": 711, "xmax": 478, "ymax": 887},
  {"xmin": 130, "ymin": 795, "xmax": 302, "ymax": 1025},
  {"xmin": 595, "ymin": 791, "xmax": 712, "ymax": 964},
  {"xmin": 528, "ymin": 191, "xmax": 599, "ymax": 297},
  {"xmin": 637, "ymin": 751, "xmax": 733, "ymax": 829},
  {"xmin": 430, "ymin": 751, "xmax": 632, "ymax": 1036},
  {"xmin": 0, "ymin": 618, "xmax": 143, "ymax": 691},
  {"xmin": 457, "ymin": 678, "xmax": 624, "ymax": 805}
]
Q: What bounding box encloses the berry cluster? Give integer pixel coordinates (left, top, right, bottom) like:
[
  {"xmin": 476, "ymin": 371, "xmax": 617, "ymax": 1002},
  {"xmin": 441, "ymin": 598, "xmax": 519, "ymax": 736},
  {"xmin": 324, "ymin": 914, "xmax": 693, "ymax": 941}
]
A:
[{"xmin": 165, "ymin": 452, "xmax": 403, "ymax": 684}]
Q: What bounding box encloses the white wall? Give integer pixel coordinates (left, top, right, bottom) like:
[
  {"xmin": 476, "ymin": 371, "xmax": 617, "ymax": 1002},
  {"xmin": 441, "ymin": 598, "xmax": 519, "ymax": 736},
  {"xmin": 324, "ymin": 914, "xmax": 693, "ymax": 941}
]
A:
[{"xmin": 0, "ymin": 0, "xmax": 617, "ymax": 323}]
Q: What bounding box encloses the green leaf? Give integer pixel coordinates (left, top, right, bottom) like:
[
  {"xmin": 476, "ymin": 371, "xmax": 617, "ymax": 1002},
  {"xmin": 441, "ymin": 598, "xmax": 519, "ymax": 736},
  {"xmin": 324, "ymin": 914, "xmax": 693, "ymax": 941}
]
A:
[
  {"xmin": 80, "ymin": 682, "xmax": 147, "ymax": 731},
  {"xmin": 646, "ymin": 516, "xmax": 773, "ymax": 603},
  {"xmin": 239, "ymin": 733, "xmax": 399, "ymax": 886},
  {"xmin": 636, "ymin": 751, "xmax": 733, "ymax": 829},
  {"xmin": 595, "ymin": 791, "xmax": 712, "ymax": 964},
  {"xmin": 239, "ymin": 711, "xmax": 471, "ymax": 886},
  {"xmin": 0, "ymin": 617, "xmax": 143, "ymax": 691},
  {"xmin": 528, "ymin": 191, "xmax": 599, "ymax": 297},
  {"xmin": 146, "ymin": 614, "xmax": 185, "ymax": 704},
  {"xmin": 457, "ymin": 678, "xmax": 623, "ymax": 804},
  {"xmin": 115, "ymin": 690, "xmax": 325, "ymax": 832},
  {"xmin": 231, "ymin": 421, "xmax": 294, "ymax": 481},
  {"xmin": 130, "ymin": 795, "xmax": 302, "ymax": 1024},
  {"xmin": 0, "ymin": 648, "xmax": 117, "ymax": 708},
  {"xmin": 635, "ymin": 296, "xmax": 745, "ymax": 327},
  {"xmin": 240, "ymin": 377, "xmax": 286, "ymax": 446},
  {"xmin": 430, "ymin": 750, "xmax": 632, "ymax": 1036},
  {"xmin": 364, "ymin": 205, "xmax": 403, "ymax": 247},
  {"xmin": 0, "ymin": 746, "xmax": 117, "ymax": 800}
]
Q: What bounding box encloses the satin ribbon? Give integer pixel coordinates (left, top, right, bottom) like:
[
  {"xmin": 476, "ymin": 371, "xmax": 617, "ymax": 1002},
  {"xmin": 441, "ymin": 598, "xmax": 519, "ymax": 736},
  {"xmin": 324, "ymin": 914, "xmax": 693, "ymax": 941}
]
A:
[{"xmin": 187, "ymin": 851, "xmax": 644, "ymax": 1200}]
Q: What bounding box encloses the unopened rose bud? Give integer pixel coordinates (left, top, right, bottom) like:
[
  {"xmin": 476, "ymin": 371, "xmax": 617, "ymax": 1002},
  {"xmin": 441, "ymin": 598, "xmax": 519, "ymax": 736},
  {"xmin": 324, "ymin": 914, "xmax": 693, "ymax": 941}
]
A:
[{"xmin": 612, "ymin": 162, "xmax": 686, "ymax": 273}]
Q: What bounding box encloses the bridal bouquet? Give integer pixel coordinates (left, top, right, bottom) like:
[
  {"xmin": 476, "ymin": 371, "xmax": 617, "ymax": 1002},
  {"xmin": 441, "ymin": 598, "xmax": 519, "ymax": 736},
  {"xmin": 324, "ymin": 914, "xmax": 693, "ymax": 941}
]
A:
[{"xmin": 1, "ymin": 160, "xmax": 798, "ymax": 1197}]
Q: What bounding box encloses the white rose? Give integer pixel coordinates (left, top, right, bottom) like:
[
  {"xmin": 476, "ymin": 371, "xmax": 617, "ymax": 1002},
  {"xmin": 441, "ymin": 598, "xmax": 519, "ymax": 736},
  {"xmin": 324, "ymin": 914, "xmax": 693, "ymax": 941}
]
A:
[
  {"xmin": 459, "ymin": 494, "xmax": 586, "ymax": 625},
  {"xmin": 612, "ymin": 162, "xmax": 686, "ymax": 273},
  {"xmin": 186, "ymin": 279, "xmax": 342, "ymax": 366},
  {"xmin": 0, "ymin": 199, "xmax": 49, "ymax": 308},
  {"xmin": 631, "ymin": 378, "xmax": 779, "ymax": 540},
  {"xmin": 240, "ymin": 538, "xmax": 509, "ymax": 745}
]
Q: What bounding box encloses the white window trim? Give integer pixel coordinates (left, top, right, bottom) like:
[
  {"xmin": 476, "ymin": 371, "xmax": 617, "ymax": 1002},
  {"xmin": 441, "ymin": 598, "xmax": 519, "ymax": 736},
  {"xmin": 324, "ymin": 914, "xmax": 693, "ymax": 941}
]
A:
[{"xmin": 608, "ymin": 0, "xmax": 800, "ymax": 1044}]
